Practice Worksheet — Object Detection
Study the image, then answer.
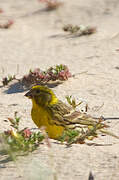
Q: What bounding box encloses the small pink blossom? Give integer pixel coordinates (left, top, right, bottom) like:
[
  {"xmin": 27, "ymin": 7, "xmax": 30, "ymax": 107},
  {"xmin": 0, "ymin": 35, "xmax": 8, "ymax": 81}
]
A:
[{"xmin": 23, "ymin": 128, "xmax": 32, "ymax": 138}]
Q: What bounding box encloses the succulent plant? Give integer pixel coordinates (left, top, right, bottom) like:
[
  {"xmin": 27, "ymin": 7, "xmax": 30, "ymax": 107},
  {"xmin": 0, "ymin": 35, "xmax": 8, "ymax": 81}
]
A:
[{"xmin": 21, "ymin": 64, "xmax": 72, "ymax": 87}]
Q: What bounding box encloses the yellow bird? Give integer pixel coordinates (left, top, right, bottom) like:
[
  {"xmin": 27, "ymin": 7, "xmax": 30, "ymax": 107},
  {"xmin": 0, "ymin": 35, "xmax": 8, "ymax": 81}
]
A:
[{"xmin": 25, "ymin": 85, "xmax": 103, "ymax": 139}]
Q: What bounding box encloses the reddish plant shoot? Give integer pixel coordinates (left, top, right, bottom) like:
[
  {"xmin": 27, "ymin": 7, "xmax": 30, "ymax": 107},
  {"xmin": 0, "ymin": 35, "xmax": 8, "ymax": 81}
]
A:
[
  {"xmin": 39, "ymin": 0, "xmax": 63, "ymax": 10},
  {"xmin": 21, "ymin": 64, "xmax": 72, "ymax": 87},
  {"xmin": 0, "ymin": 20, "xmax": 14, "ymax": 29}
]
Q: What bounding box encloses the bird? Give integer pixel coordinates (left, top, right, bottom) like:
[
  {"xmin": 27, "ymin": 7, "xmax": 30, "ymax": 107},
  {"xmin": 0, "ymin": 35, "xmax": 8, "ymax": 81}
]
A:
[{"xmin": 25, "ymin": 85, "xmax": 106, "ymax": 140}]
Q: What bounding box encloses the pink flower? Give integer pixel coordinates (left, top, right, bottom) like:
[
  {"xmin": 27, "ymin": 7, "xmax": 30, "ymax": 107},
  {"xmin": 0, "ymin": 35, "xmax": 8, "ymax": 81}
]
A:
[
  {"xmin": 0, "ymin": 9, "xmax": 3, "ymax": 13},
  {"xmin": 4, "ymin": 130, "xmax": 12, "ymax": 135},
  {"xmin": 23, "ymin": 128, "xmax": 32, "ymax": 138}
]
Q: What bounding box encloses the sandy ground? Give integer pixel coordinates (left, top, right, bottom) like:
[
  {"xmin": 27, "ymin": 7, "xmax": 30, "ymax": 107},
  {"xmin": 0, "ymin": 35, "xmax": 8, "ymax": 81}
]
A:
[{"xmin": 0, "ymin": 0, "xmax": 119, "ymax": 179}]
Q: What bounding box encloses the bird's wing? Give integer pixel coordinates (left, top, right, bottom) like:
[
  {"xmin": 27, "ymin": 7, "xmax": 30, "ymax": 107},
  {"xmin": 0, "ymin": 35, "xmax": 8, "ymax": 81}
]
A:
[
  {"xmin": 64, "ymin": 111, "xmax": 98, "ymax": 125},
  {"xmin": 48, "ymin": 100, "xmax": 71, "ymax": 115},
  {"xmin": 48, "ymin": 100, "xmax": 106, "ymax": 129},
  {"xmin": 47, "ymin": 100, "xmax": 72, "ymax": 126},
  {"xmin": 63, "ymin": 111, "xmax": 107, "ymax": 129}
]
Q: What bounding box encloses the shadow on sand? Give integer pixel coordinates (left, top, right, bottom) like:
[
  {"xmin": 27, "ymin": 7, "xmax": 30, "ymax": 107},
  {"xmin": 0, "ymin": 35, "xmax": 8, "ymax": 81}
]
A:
[{"xmin": 2, "ymin": 80, "xmax": 63, "ymax": 94}]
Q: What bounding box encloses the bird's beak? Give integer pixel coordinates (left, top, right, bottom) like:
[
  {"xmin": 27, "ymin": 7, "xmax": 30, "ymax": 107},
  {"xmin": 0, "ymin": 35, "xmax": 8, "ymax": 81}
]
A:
[{"xmin": 24, "ymin": 90, "xmax": 33, "ymax": 99}]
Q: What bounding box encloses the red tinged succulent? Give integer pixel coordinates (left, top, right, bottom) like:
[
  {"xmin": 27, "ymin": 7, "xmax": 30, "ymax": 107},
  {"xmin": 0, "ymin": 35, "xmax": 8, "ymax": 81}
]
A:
[
  {"xmin": 21, "ymin": 64, "xmax": 72, "ymax": 87},
  {"xmin": 22, "ymin": 128, "xmax": 32, "ymax": 138}
]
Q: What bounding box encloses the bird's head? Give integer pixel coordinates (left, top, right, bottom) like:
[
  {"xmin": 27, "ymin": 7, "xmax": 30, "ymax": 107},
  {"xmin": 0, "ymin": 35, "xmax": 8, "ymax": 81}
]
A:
[{"xmin": 25, "ymin": 85, "xmax": 58, "ymax": 106}]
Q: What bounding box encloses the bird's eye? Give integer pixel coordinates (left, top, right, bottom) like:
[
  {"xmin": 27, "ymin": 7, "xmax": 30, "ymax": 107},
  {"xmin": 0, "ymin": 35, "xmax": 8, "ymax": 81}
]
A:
[{"xmin": 36, "ymin": 89, "xmax": 40, "ymax": 94}]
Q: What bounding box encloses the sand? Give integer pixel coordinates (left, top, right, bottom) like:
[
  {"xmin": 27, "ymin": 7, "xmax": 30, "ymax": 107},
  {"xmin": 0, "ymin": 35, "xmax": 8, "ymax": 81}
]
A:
[{"xmin": 0, "ymin": 0, "xmax": 119, "ymax": 179}]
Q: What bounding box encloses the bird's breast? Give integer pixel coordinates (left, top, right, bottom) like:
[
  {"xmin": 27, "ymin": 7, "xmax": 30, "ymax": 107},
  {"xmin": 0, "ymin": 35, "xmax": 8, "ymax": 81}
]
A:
[{"xmin": 31, "ymin": 104, "xmax": 64, "ymax": 139}]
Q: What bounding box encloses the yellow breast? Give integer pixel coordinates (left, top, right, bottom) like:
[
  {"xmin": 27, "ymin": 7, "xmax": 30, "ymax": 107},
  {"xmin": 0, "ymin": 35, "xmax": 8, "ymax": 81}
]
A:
[{"xmin": 31, "ymin": 101, "xmax": 64, "ymax": 139}]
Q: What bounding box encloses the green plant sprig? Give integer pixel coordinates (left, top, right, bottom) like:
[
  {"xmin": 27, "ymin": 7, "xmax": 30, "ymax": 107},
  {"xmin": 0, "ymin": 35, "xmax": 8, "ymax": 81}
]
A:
[
  {"xmin": 66, "ymin": 95, "xmax": 83, "ymax": 109},
  {"xmin": 0, "ymin": 112, "xmax": 44, "ymax": 160}
]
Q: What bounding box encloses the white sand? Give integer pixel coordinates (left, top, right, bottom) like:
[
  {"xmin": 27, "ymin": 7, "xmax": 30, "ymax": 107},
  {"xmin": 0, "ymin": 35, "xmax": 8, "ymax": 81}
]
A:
[{"xmin": 0, "ymin": 0, "xmax": 119, "ymax": 179}]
